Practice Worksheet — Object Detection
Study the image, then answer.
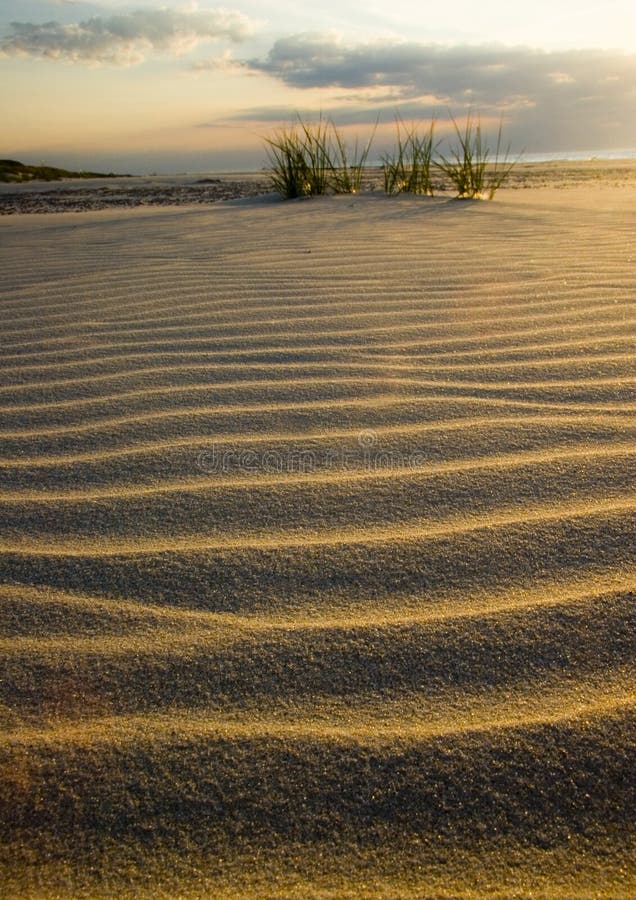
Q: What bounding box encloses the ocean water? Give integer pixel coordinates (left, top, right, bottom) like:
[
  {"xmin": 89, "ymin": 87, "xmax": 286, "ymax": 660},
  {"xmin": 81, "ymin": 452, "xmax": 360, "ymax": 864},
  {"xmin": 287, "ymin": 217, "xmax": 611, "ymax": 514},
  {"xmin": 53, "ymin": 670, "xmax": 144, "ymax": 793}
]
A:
[
  {"xmin": 521, "ymin": 148, "xmax": 636, "ymax": 162},
  {"xmin": 363, "ymin": 148, "xmax": 636, "ymax": 170}
]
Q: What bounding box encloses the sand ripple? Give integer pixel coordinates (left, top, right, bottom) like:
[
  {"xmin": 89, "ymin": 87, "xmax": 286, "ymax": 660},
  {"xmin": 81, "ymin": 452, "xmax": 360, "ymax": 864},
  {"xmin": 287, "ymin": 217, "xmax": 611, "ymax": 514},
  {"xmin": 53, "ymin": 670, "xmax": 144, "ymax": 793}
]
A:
[{"xmin": 0, "ymin": 187, "xmax": 634, "ymax": 898}]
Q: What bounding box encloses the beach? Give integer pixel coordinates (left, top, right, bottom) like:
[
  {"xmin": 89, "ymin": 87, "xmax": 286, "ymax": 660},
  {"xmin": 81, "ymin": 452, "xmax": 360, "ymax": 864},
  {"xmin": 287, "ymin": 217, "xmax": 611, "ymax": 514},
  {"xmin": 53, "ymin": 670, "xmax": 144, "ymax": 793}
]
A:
[
  {"xmin": 2, "ymin": 158, "xmax": 636, "ymax": 213},
  {"xmin": 0, "ymin": 172, "xmax": 634, "ymax": 897}
]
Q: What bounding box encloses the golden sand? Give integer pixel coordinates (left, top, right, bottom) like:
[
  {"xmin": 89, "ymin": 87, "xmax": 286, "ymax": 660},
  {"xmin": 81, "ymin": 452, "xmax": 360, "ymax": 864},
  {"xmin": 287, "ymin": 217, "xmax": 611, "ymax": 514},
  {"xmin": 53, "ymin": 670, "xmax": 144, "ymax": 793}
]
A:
[{"xmin": 0, "ymin": 174, "xmax": 634, "ymax": 897}]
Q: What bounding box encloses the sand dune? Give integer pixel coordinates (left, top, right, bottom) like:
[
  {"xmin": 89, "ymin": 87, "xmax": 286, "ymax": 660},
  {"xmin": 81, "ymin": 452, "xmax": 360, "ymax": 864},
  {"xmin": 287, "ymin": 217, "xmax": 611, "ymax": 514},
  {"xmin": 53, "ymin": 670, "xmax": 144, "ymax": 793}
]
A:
[{"xmin": 0, "ymin": 184, "xmax": 635, "ymax": 897}]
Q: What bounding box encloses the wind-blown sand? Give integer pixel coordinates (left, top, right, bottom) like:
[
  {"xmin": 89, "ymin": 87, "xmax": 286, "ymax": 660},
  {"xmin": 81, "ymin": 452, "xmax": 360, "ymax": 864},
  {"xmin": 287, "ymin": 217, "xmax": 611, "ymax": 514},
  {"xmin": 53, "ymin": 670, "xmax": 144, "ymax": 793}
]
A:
[{"xmin": 0, "ymin": 181, "xmax": 634, "ymax": 898}]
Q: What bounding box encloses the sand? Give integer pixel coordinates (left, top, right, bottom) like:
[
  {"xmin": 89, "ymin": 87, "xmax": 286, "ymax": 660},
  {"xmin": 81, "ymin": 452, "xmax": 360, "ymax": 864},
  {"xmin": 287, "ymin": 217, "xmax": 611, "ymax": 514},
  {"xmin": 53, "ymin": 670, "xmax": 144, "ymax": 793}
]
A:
[
  {"xmin": 0, "ymin": 175, "xmax": 634, "ymax": 898},
  {"xmin": 0, "ymin": 173, "xmax": 272, "ymax": 215}
]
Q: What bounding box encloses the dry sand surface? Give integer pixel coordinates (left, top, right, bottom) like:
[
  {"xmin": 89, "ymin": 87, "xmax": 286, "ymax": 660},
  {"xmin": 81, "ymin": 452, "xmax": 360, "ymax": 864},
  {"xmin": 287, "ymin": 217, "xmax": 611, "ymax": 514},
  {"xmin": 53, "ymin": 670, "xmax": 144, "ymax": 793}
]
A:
[{"xmin": 0, "ymin": 176, "xmax": 635, "ymax": 897}]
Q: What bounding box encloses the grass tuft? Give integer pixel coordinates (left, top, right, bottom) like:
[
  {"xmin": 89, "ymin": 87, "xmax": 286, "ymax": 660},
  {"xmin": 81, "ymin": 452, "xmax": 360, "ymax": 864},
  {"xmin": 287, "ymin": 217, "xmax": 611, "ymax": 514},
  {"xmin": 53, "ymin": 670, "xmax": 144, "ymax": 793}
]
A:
[
  {"xmin": 382, "ymin": 119, "xmax": 437, "ymax": 196},
  {"xmin": 297, "ymin": 117, "xmax": 332, "ymax": 197},
  {"xmin": 328, "ymin": 122, "xmax": 377, "ymax": 194},
  {"xmin": 265, "ymin": 118, "xmax": 375, "ymax": 199},
  {"xmin": 264, "ymin": 111, "xmax": 516, "ymax": 200},
  {"xmin": 434, "ymin": 113, "xmax": 516, "ymax": 199},
  {"xmin": 264, "ymin": 126, "xmax": 312, "ymax": 200}
]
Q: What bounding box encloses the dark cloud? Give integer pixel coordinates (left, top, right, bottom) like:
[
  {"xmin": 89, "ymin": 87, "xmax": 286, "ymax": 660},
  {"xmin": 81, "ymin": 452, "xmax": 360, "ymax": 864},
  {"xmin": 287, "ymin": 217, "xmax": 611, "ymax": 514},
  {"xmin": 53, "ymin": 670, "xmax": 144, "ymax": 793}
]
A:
[
  {"xmin": 1, "ymin": 6, "xmax": 254, "ymax": 65},
  {"xmin": 240, "ymin": 35, "xmax": 636, "ymax": 150}
]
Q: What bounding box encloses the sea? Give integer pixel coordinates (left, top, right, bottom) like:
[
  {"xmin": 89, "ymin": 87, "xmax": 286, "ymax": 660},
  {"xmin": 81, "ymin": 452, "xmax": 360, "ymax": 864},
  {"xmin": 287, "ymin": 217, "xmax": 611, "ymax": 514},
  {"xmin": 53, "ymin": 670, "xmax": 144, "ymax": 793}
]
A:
[{"xmin": 521, "ymin": 148, "xmax": 636, "ymax": 162}]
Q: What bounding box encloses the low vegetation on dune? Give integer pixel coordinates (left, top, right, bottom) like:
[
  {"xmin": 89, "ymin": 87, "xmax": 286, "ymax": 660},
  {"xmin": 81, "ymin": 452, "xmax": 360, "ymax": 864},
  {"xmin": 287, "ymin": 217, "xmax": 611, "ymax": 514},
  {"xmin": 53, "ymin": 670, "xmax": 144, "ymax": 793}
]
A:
[
  {"xmin": 0, "ymin": 159, "xmax": 128, "ymax": 183},
  {"xmin": 382, "ymin": 118, "xmax": 437, "ymax": 196},
  {"xmin": 435, "ymin": 113, "xmax": 516, "ymax": 199},
  {"xmin": 264, "ymin": 117, "xmax": 375, "ymax": 198},
  {"xmin": 265, "ymin": 111, "xmax": 518, "ymax": 200}
]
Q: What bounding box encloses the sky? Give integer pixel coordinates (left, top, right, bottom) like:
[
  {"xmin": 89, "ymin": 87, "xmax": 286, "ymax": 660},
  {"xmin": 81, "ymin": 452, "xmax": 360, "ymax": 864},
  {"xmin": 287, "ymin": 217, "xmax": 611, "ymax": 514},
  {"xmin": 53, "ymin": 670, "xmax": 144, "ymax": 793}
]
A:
[{"xmin": 1, "ymin": 0, "xmax": 635, "ymax": 173}]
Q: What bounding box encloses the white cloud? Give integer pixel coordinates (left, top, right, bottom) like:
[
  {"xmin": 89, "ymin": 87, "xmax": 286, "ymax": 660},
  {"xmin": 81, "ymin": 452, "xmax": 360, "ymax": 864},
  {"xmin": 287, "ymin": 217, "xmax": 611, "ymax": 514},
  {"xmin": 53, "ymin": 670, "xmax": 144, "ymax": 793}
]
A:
[
  {"xmin": 1, "ymin": 6, "xmax": 256, "ymax": 65},
  {"xmin": 549, "ymin": 71, "xmax": 576, "ymax": 84}
]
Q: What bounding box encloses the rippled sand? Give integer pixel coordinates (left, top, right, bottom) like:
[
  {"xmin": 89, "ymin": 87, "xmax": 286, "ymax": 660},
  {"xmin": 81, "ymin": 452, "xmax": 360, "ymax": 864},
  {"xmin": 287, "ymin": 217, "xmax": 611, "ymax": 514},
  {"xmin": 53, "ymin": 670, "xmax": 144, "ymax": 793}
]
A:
[{"xmin": 0, "ymin": 181, "xmax": 634, "ymax": 897}]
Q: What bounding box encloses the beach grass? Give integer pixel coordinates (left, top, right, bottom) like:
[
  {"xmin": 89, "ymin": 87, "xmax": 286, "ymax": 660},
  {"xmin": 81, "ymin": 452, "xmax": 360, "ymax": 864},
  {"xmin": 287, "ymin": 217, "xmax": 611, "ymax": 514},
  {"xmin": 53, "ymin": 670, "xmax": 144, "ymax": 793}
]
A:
[
  {"xmin": 329, "ymin": 122, "xmax": 377, "ymax": 194},
  {"xmin": 264, "ymin": 126, "xmax": 313, "ymax": 199},
  {"xmin": 434, "ymin": 113, "xmax": 517, "ymax": 198},
  {"xmin": 265, "ymin": 112, "xmax": 517, "ymax": 199},
  {"xmin": 382, "ymin": 118, "xmax": 437, "ymax": 195},
  {"xmin": 265, "ymin": 118, "xmax": 375, "ymax": 197}
]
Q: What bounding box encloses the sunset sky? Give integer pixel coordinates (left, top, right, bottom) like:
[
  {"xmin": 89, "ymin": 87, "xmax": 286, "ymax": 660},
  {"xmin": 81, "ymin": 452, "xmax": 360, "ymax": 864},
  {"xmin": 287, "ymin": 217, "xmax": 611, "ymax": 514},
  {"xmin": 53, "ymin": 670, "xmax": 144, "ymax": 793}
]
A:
[{"xmin": 2, "ymin": 0, "xmax": 635, "ymax": 173}]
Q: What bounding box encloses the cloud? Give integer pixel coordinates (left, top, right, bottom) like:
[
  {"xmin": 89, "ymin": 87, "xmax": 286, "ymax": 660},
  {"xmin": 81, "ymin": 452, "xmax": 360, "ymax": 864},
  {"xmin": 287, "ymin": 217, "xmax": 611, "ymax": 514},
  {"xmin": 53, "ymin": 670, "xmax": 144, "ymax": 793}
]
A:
[
  {"xmin": 246, "ymin": 34, "xmax": 634, "ymax": 104},
  {"xmin": 1, "ymin": 6, "xmax": 255, "ymax": 65},
  {"xmin": 239, "ymin": 34, "xmax": 636, "ymax": 150}
]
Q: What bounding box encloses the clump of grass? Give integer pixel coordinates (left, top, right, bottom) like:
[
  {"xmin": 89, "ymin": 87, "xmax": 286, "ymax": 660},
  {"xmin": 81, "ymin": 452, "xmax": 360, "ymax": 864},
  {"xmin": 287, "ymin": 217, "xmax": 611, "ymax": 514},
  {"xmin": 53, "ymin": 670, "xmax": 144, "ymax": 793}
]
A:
[
  {"xmin": 265, "ymin": 117, "xmax": 375, "ymax": 198},
  {"xmin": 485, "ymin": 121, "xmax": 518, "ymax": 197},
  {"xmin": 264, "ymin": 118, "xmax": 334, "ymax": 199},
  {"xmin": 382, "ymin": 119, "xmax": 437, "ymax": 195},
  {"xmin": 435, "ymin": 113, "xmax": 516, "ymax": 199},
  {"xmin": 329, "ymin": 122, "xmax": 377, "ymax": 194},
  {"xmin": 264, "ymin": 126, "xmax": 311, "ymax": 199},
  {"xmin": 264, "ymin": 111, "xmax": 516, "ymax": 201},
  {"xmin": 297, "ymin": 117, "xmax": 332, "ymax": 196}
]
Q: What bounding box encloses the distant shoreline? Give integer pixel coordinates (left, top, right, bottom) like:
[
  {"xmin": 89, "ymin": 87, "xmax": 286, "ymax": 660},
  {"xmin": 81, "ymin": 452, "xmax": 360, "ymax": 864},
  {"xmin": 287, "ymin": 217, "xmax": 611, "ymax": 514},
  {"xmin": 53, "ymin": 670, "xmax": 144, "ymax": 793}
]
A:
[{"xmin": 0, "ymin": 159, "xmax": 130, "ymax": 184}]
